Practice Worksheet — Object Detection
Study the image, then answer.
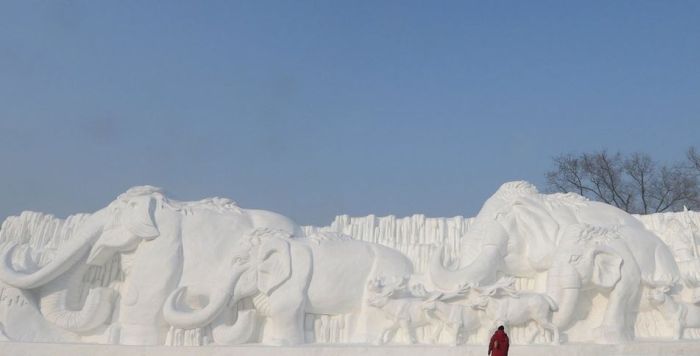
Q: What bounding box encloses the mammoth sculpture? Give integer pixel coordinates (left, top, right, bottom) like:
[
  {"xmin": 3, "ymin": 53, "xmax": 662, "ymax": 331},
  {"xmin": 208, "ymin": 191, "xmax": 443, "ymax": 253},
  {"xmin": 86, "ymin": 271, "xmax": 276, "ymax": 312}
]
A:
[
  {"xmin": 429, "ymin": 181, "xmax": 680, "ymax": 343},
  {"xmin": 163, "ymin": 229, "xmax": 413, "ymax": 345},
  {"xmin": 0, "ymin": 186, "xmax": 302, "ymax": 345}
]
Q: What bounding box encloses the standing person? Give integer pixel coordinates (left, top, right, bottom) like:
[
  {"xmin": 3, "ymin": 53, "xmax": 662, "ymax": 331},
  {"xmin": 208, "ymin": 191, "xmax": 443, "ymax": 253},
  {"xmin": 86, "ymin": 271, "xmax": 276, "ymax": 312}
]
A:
[{"xmin": 488, "ymin": 325, "xmax": 510, "ymax": 356}]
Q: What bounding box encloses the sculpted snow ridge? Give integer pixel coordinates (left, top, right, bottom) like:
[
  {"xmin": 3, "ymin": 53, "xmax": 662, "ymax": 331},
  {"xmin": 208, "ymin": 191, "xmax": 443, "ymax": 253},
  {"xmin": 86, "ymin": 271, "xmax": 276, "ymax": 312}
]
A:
[{"xmin": 0, "ymin": 182, "xmax": 698, "ymax": 346}]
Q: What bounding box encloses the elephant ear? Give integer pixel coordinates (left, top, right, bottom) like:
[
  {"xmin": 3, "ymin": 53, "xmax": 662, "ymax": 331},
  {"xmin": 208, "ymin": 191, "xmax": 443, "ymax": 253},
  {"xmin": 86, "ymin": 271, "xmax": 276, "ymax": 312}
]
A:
[
  {"xmin": 592, "ymin": 250, "xmax": 623, "ymax": 288},
  {"xmin": 256, "ymin": 237, "xmax": 292, "ymax": 295},
  {"xmin": 87, "ymin": 228, "xmax": 142, "ymax": 265},
  {"xmin": 123, "ymin": 196, "xmax": 159, "ymax": 240}
]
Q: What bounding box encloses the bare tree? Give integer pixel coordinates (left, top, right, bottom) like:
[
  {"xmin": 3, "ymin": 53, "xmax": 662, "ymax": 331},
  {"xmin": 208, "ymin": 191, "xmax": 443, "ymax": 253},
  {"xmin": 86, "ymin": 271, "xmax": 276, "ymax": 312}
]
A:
[
  {"xmin": 546, "ymin": 150, "xmax": 700, "ymax": 214},
  {"xmin": 624, "ymin": 153, "xmax": 654, "ymax": 213},
  {"xmin": 689, "ymin": 147, "xmax": 700, "ymax": 173}
]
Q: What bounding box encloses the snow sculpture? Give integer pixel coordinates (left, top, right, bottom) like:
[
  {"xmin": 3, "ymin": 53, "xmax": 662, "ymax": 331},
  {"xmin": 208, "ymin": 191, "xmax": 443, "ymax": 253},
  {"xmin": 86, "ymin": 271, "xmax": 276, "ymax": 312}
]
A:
[
  {"xmin": 163, "ymin": 228, "xmax": 413, "ymax": 345},
  {"xmin": 647, "ymin": 284, "xmax": 700, "ymax": 340},
  {"xmin": 366, "ymin": 276, "xmax": 441, "ymax": 345},
  {"xmin": 0, "ymin": 186, "xmax": 302, "ymax": 345},
  {"xmin": 637, "ymin": 210, "xmax": 700, "ymax": 304},
  {"xmin": 425, "ymin": 292, "xmax": 481, "ymax": 345},
  {"xmin": 429, "ymin": 181, "xmax": 680, "ymax": 344},
  {"xmin": 0, "ymin": 181, "xmax": 699, "ymax": 348},
  {"xmin": 471, "ymin": 278, "xmax": 559, "ymax": 344}
]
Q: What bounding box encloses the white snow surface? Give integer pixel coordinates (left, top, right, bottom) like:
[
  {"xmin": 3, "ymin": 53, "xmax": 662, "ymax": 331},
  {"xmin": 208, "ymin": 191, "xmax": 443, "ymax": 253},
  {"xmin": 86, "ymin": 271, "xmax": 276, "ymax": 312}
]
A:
[{"xmin": 1, "ymin": 181, "xmax": 700, "ymax": 355}]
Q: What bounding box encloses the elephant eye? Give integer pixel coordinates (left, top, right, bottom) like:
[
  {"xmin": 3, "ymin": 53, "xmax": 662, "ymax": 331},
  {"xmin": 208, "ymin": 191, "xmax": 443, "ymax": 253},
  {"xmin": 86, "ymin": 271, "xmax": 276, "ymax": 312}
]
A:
[{"xmin": 569, "ymin": 254, "xmax": 582, "ymax": 264}]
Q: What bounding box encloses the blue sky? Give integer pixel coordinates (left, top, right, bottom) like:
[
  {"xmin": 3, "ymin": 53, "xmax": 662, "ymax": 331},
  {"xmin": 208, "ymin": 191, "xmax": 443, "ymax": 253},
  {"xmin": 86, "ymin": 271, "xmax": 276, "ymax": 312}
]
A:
[{"xmin": 1, "ymin": 1, "xmax": 699, "ymax": 225}]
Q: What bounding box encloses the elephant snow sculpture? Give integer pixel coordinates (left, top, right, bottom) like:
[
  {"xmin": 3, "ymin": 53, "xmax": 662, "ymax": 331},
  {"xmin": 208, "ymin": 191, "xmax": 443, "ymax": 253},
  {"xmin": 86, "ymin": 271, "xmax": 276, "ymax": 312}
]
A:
[
  {"xmin": 0, "ymin": 186, "xmax": 302, "ymax": 345},
  {"xmin": 648, "ymin": 285, "xmax": 700, "ymax": 340},
  {"xmin": 0, "ymin": 281, "xmax": 82, "ymax": 343},
  {"xmin": 472, "ymin": 278, "xmax": 559, "ymax": 344},
  {"xmin": 429, "ymin": 181, "xmax": 680, "ymax": 343},
  {"xmin": 427, "ymin": 299, "xmax": 481, "ymax": 345},
  {"xmin": 546, "ymin": 224, "xmax": 642, "ymax": 343},
  {"xmin": 366, "ymin": 276, "xmax": 442, "ymax": 345},
  {"xmin": 163, "ymin": 228, "xmax": 413, "ymax": 345}
]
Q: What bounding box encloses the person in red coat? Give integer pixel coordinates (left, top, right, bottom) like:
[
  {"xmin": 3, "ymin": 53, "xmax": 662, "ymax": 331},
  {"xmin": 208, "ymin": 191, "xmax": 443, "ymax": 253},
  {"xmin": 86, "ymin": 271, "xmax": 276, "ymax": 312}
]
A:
[{"xmin": 488, "ymin": 325, "xmax": 510, "ymax": 356}]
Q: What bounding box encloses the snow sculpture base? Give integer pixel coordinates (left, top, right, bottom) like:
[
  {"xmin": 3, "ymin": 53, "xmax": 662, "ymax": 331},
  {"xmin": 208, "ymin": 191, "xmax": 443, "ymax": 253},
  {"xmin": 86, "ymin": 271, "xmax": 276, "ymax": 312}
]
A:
[{"xmin": 2, "ymin": 341, "xmax": 700, "ymax": 356}]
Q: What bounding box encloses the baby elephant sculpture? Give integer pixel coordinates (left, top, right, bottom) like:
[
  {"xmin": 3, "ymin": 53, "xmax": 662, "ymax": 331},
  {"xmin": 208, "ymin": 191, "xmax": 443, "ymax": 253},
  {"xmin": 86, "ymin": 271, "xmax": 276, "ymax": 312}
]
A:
[
  {"xmin": 473, "ymin": 278, "xmax": 560, "ymax": 344},
  {"xmin": 367, "ymin": 276, "xmax": 448, "ymax": 344},
  {"xmin": 648, "ymin": 285, "xmax": 700, "ymax": 340},
  {"xmin": 426, "ymin": 298, "xmax": 481, "ymax": 345}
]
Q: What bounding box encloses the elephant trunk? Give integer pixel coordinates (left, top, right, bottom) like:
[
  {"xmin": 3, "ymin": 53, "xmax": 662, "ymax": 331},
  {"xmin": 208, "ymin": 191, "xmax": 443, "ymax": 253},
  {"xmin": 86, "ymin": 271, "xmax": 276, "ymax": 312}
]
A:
[
  {"xmin": 211, "ymin": 308, "xmax": 258, "ymax": 345},
  {"xmin": 39, "ymin": 264, "xmax": 114, "ymax": 332},
  {"xmin": 429, "ymin": 244, "xmax": 503, "ymax": 290},
  {"xmin": 548, "ymin": 263, "xmax": 581, "ymax": 329},
  {"xmin": 163, "ymin": 265, "xmax": 246, "ymax": 329},
  {"xmin": 0, "ymin": 210, "xmax": 107, "ymax": 289},
  {"xmin": 210, "ymin": 286, "xmax": 264, "ymax": 344}
]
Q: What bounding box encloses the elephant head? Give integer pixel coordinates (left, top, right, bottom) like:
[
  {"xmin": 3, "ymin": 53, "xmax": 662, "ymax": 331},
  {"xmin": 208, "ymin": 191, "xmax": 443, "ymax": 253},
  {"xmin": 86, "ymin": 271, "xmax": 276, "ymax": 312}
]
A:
[
  {"xmin": 647, "ymin": 285, "xmax": 671, "ymax": 307},
  {"xmin": 163, "ymin": 228, "xmax": 293, "ymax": 344},
  {"xmin": 429, "ymin": 220, "xmax": 509, "ymax": 289},
  {"xmin": 86, "ymin": 191, "xmax": 161, "ymax": 266},
  {"xmin": 546, "ymin": 224, "xmax": 623, "ymax": 329},
  {"xmin": 0, "ymin": 186, "xmax": 165, "ymax": 332},
  {"xmin": 0, "ymin": 186, "xmax": 162, "ymax": 288},
  {"xmin": 430, "ymin": 181, "xmax": 562, "ymax": 289}
]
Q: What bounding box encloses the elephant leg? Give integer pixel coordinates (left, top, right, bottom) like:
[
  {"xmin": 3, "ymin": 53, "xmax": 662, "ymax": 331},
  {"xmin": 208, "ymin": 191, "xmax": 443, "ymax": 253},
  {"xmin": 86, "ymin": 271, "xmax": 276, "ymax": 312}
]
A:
[
  {"xmin": 264, "ymin": 293, "xmax": 306, "ymax": 345},
  {"xmin": 376, "ymin": 326, "xmax": 389, "ymax": 345},
  {"xmin": 674, "ymin": 322, "xmax": 683, "ymax": 340},
  {"xmin": 527, "ymin": 324, "xmax": 540, "ymax": 344},
  {"xmin": 265, "ymin": 312, "xmax": 304, "ymax": 345},
  {"xmin": 451, "ymin": 326, "xmax": 460, "ymax": 346},
  {"xmin": 597, "ymin": 287, "xmax": 635, "ymax": 343},
  {"xmin": 624, "ymin": 288, "xmax": 642, "ymax": 340},
  {"xmin": 383, "ymin": 323, "xmax": 400, "ymax": 344},
  {"xmin": 353, "ymin": 305, "xmax": 395, "ymax": 344},
  {"xmin": 106, "ymin": 323, "xmax": 120, "ymax": 344},
  {"xmin": 429, "ymin": 321, "xmax": 443, "ymax": 344},
  {"xmin": 532, "ymin": 313, "xmax": 559, "ymax": 344},
  {"xmin": 400, "ymin": 319, "xmax": 416, "ymax": 344},
  {"xmin": 373, "ymin": 327, "xmax": 386, "ymax": 345},
  {"xmin": 0, "ymin": 323, "xmax": 8, "ymax": 341},
  {"xmin": 541, "ymin": 321, "xmax": 560, "ymax": 344},
  {"xmin": 374, "ymin": 324, "xmax": 396, "ymax": 345}
]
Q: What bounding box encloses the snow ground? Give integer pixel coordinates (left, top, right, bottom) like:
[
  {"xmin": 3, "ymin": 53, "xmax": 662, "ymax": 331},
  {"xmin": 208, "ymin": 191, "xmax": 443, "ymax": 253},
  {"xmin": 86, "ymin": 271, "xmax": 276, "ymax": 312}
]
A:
[{"xmin": 2, "ymin": 341, "xmax": 700, "ymax": 356}]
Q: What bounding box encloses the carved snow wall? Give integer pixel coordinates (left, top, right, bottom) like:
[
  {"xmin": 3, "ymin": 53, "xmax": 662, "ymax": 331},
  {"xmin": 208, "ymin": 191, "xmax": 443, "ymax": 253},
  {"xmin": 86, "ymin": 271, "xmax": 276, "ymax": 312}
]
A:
[
  {"xmin": 302, "ymin": 214, "xmax": 474, "ymax": 274},
  {"xmin": 1, "ymin": 182, "xmax": 700, "ymax": 347}
]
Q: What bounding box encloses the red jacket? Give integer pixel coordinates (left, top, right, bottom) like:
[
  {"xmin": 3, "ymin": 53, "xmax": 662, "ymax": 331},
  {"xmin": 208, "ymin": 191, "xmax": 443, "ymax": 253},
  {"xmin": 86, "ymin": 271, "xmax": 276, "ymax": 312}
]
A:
[{"xmin": 488, "ymin": 330, "xmax": 510, "ymax": 356}]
